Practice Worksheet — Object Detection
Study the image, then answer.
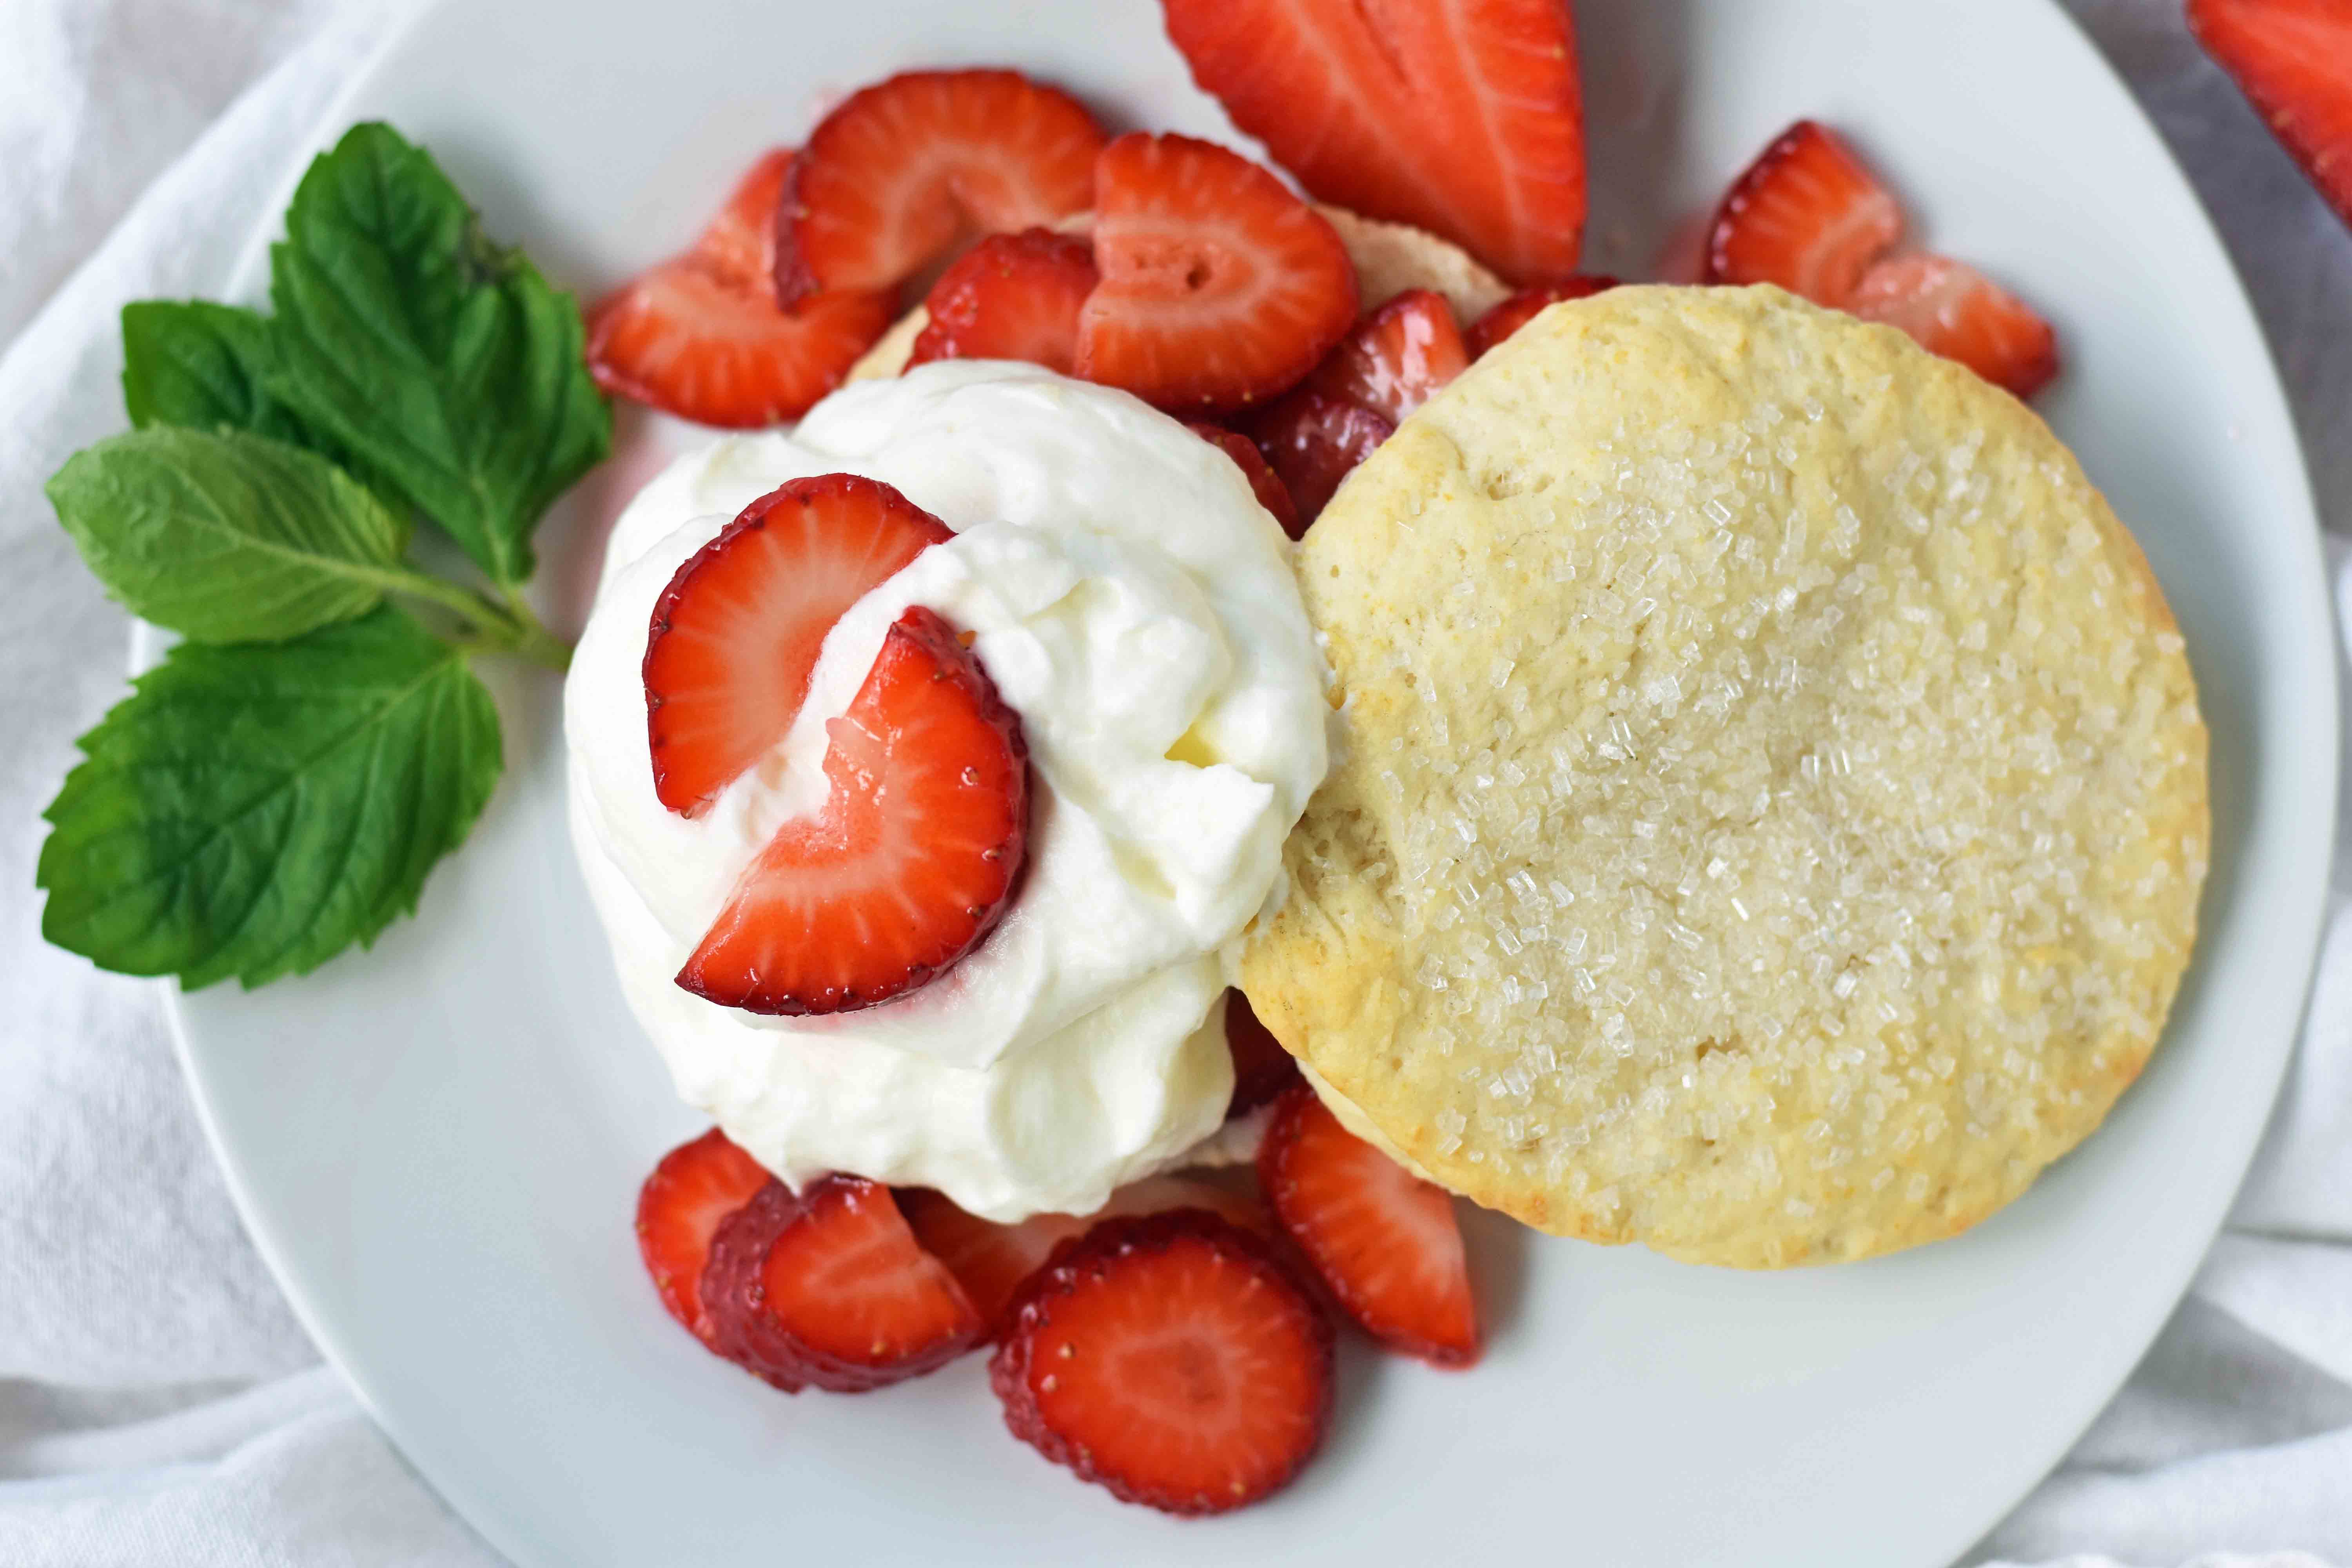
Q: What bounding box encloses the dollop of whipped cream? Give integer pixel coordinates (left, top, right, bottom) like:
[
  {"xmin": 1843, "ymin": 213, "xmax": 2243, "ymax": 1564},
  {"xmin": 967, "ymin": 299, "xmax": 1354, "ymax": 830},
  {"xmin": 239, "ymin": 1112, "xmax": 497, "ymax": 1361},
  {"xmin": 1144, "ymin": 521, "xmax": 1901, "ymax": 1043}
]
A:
[{"xmin": 566, "ymin": 362, "xmax": 1327, "ymax": 1220}]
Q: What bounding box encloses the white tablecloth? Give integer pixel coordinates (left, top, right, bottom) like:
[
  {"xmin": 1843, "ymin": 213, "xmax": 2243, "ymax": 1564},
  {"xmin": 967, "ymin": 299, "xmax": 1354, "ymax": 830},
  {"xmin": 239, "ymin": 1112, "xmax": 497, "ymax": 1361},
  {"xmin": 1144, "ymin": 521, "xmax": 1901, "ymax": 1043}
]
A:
[{"xmin": 1, "ymin": 2, "xmax": 2346, "ymax": 1563}]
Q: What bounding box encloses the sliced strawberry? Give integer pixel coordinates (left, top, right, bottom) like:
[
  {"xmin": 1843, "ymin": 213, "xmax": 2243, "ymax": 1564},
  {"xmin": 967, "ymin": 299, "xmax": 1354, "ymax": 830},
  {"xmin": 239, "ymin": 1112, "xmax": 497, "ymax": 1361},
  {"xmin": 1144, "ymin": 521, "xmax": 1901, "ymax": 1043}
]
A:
[
  {"xmin": 587, "ymin": 273, "xmax": 893, "ymax": 427},
  {"xmin": 1187, "ymin": 424, "xmax": 1301, "ymax": 538},
  {"xmin": 635, "ymin": 1128, "xmax": 773, "ymax": 1350},
  {"xmin": 588, "ymin": 150, "xmax": 893, "ymax": 427},
  {"xmin": 695, "ymin": 147, "xmax": 794, "ymax": 284},
  {"xmin": 1258, "ymin": 1084, "xmax": 1479, "ymax": 1366},
  {"xmin": 778, "ymin": 70, "xmax": 1105, "ymax": 302},
  {"xmin": 677, "ymin": 604, "xmax": 1028, "ymax": 1014},
  {"xmin": 702, "ymin": 1175, "xmax": 984, "ymax": 1393},
  {"xmin": 1224, "ymin": 989, "xmax": 1300, "ymax": 1117},
  {"xmin": 991, "ymin": 1210, "xmax": 1334, "ymax": 1514},
  {"xmin": 2190, "ymin": 0, "xmax": 2352, "ymax": 227},
  {"xmin": 1249, "ymin": 390, "xmax": 1393, "ymax": 528},
  {"xmin": 1074, "ymin": 133, "xmax": 1357, "ymax": 413},
  {"xmin": 1703, "ymin": 120, "xmax": 1903, "ymax": 306},
  {"xmin": 1465, "ymin": 275, "xmax": 1620, "ymax": 358},
  {"xmin": 1163, "ymin": 0, "xmax": 1585, "ymax": 281},
  {"xmin": 1304, "ymin": 288, "xmax": 1470, "ymax": 426},
  {"xmin": 908, "ymin": 227, "xmax": 1099, "ymax": 374},
  {"xmin": 898, "ymin": 1191, "xmax": 1091, "ymax": 1336},
  {"xmin": 1849, "ymin": 253, "xmax": 2060, "ymax": 399},
  {"xmin": 643, "ymin": 474, "xmax": 953, "ymax": 817},
  {"xmin": 900, "ymin": 1175, "xmax": 1271, "ymax": 1333}
]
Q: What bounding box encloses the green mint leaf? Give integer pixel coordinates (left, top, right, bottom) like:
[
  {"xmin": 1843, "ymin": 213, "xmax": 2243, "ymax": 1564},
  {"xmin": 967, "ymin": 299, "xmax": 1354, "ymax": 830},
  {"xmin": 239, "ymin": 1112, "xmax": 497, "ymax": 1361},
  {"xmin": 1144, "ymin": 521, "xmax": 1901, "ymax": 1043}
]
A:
[
  {"xmin": 265, "ymin": 122, "xmax": 610, "ymax": 586},
  {"xmin": 37, "ymin": 606, "xmax": 503, "ymax": 989},
  {"xmin": 121, "ymin": 300, "xmax": 406, "ymax": 510},
  {"xmin": 120, "ymin": 301, "xmax": 313, "ymax": 445},
  {"xmin": 46, "ymin": 426, "xmax": 412, "ymax": 644}
]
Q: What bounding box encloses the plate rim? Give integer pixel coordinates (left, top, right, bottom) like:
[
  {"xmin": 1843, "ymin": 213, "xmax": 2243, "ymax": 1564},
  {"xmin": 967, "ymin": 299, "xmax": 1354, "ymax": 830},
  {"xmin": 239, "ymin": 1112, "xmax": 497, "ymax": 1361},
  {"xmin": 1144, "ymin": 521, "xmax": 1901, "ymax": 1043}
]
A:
[{"xmin": 148, "ymin": 1, "xmax": 2341, "ymax": 1563}]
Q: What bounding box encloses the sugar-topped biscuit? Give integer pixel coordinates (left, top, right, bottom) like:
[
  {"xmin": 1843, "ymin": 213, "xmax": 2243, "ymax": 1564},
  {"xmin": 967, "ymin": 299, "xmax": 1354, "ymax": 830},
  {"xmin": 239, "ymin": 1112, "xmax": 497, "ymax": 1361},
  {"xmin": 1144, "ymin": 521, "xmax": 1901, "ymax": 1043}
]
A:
[{"xmin": 1242, "ymin": 284, "xmax": 2207, "ymax": 1268}]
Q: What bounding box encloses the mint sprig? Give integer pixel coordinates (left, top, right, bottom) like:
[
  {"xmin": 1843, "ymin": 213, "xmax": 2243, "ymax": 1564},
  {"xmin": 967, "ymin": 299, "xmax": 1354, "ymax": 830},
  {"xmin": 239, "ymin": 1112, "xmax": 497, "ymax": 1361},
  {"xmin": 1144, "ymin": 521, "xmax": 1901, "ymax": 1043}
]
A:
[
  {"xmin": 39, "ymin": 120, "xmax": 608, "ymax": 989},
  {"xmin": 122, "ymin": 300, "xmax": 314, "ymax": 446},
  {"xmin": 267, "ymin": 123, "xmax": 611, "ymax": 588},
  {"xmin": 39, "ymin": 609, "xmax": 502, "ymax": 989},
  {"xmin": 48, "ymin": 427, "xmax": 410, "ymax": 645}
]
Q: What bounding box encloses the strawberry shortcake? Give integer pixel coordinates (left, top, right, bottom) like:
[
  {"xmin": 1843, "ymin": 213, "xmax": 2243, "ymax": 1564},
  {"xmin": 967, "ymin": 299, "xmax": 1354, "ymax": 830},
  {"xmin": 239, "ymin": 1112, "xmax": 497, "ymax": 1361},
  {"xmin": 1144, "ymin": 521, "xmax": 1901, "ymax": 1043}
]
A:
[{"xmin": 565, "ymin": 0, "xmax": 2094, "ymax": 1514}]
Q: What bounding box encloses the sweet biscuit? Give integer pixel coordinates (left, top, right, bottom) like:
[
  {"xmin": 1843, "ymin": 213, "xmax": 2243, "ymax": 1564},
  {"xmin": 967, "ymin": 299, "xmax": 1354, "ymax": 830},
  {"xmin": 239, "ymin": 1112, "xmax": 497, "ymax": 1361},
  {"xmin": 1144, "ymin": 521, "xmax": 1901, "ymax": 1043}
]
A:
[{"xmin": 1242, "ymin": 284, "xmax": 2208, "ymax": 1268}]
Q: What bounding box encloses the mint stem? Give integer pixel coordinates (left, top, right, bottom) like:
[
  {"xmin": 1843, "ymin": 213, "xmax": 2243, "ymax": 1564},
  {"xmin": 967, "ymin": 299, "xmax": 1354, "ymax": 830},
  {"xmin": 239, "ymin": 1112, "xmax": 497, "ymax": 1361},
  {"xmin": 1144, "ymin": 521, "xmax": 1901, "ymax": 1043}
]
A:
[
  {"xmin": 384, "ymin": 568, "xmax": 570, "ymax": 673},
  {"xmin": 503, "ymin": 611, "xmax": 572, "ymax": 673}
]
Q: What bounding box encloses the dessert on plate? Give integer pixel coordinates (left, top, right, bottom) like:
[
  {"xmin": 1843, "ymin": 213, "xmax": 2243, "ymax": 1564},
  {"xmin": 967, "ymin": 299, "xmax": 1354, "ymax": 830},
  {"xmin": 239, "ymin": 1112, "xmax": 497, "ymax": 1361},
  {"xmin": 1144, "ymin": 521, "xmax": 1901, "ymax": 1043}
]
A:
[{"xmin": 554, "ymin": 0, "xmax": 2204, "ymax": 1519}]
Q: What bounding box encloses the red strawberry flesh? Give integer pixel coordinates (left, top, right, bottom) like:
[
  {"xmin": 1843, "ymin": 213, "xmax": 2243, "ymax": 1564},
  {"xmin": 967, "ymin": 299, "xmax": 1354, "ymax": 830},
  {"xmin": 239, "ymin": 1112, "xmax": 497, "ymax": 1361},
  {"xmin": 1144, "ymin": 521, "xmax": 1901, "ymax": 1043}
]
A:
[
  {"xmin": 588, "ymin": 149, "xmax": 893, "ymax": 428},
  {"xmin": 1223, "ymin": 988, "xmax": 1301, "ymax": 1117},
  {"xmin": 635, "ymin": 1128, "xmax": 773, "ymax": 1349},
  {"xmin": 1306, "ymin": 287, "xmax": 1470, "ymax": 426},
  {"xmin": 909, "ymin": 227, "xmax": 1100, "ymax": 374},
  {"xmin": 779, "ymin": 69, "xmax": 1105, "ymax": 302},
  {"xmin": 1849, "ymin": 252, "xmax": 2060, "ymax": 399},
  {"xmin": 699, "ymin": 1180, "xmax": 810, "ymax": 1390},
  {"xmin": 1258, "ymin": 1084, "xmax": 1480, "ymax": 1366},
  {"xmin": 695, "ymin": 147, "xmax": 793, "ymax": 285},
  {"xmin": 588, "ymin": 270, "xmax": 893, "ymax": 428},
  {"xmin": 1187, "ymin": 423, "xmax": 1301, "ymax": 537},
  {"xmin": 1704, "ymin": 120, "xmax": 1903, "ymax": 305},
  {"xmin": 643, "ymin": 474, "xmax": 952, "ymax": 817},
  {"xmin": 1163, "ymin": 0, "xmax": 1587, "ymax": 281},
  {"xmin": 1075, "ymin": 132, "xmax": 1358, "ymax": 413},
  {"xmin": 1249, "ymin": 391, "xmax": 1394, "ymax": 528},
  {"xmin": 702, "ymin": 1176, "xmax": 984, "ymax": 1392},
  {"xmin": 676, "ymin": 604, "xmax": 1029, "ymax": 1015},
  {"xmin": 1465, "ymin": 275, "xmax": 1620, "ymax": 358},
  {"xmin": 2190, "ymin": 0, "xmax": 2352, "ymax": 227},
  {"xmin": 899, "ymin": 1174, "xmax": 1272, "ymax": 1334},
  {"xmin": 990, "ymin": 1209, "xmax": 1334, "ymax": 1515}
]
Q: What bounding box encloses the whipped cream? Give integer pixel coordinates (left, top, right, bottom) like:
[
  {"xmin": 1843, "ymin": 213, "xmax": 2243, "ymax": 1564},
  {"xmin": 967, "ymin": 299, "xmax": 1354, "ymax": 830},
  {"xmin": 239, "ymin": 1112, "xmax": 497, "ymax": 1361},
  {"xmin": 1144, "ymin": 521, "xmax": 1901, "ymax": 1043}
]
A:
[{"xmin": 566, "ymin": 362, "xmax": 1327, "ymax": 1220}]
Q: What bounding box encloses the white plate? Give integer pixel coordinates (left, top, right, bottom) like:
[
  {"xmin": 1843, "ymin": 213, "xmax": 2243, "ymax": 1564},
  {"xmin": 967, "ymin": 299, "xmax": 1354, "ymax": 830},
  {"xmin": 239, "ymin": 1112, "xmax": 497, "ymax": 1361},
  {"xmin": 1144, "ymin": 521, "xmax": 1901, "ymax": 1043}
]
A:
[{"xmin": 158, "ymin": 1, "xmax": 2334, "ymax": 1564}]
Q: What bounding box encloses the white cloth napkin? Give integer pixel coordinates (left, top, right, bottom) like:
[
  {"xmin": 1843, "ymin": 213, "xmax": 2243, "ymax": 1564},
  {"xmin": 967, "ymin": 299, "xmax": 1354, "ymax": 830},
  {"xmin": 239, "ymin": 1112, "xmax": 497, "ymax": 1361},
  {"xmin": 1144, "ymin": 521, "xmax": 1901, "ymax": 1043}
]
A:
[{"xmin": 0, "ymin": 1, "xmax": 2345, "ymax": 1563}]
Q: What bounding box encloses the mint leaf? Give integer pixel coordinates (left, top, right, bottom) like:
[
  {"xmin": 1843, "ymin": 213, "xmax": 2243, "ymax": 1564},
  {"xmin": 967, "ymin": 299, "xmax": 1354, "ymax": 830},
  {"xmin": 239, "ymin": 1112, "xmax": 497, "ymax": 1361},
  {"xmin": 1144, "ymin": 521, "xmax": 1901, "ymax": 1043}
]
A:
[
  {"xmin": 38, "ymin": 606, "xmax": 502, "ymax": 989},
  {"xmin": 266, "ymin": 122, "xmax": 610, "ymax": 586},
  {"xmin": 121, "ymin": 301, "xmax": 405, "ymax": 512},
  {"xmin": 47, "ymin": 426, "xmax": 411, "ymax": 644},
  {"xmin": 121, "ymin": 301, "xmax": 312, "ymax": 445}
]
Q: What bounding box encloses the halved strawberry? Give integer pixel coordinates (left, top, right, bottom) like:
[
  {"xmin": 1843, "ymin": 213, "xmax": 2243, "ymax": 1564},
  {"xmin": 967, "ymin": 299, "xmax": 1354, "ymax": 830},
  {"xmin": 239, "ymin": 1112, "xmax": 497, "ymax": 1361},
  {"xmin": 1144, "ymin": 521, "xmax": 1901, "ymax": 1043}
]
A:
[
  {"xmin": 1187, "ymin": 424, "xmax": 1301, "ymax": 538},
  {"xmin": 1849, "ymin": 253, "xmax": 2059, "ymax": 399},
  {"xmin": 702, "ymin": 1175, "xmax": 984, "ymax": 1393},
  {"xmin": 1249, "ymin": 390, "xmax": 1393, "ymax": 528},
  {"xmin": 1223, "ymin": 989, "xmax": 1300, "ymax": 1117},
  {"xmin": 2190, "ymin": 0, "xmax": 2352, "ymax": 227},
  {"xmin": 899, "ymin": 1175, "xmax": 1271, "ymax": 1333},
  {"xmin": 1304, "ymin": 288, "xmax": 1470, "ymax": 426},
  {"xmin": 778, "ymin": 70, "xmax": 1105, "ymax": 303},
  {"xmin": 643, "ymin": 474, "xmax": 953, "ymax": 817},
  {"xmin": 587, "ymin": 275, "xmax": 893, "ymax": 427},
  {"xmin": 908, "ymin": 227, "xmax": 1099, "ymax": 374},
  {"xmin": 588, "ymin": 149, "xmax": 894, "ymax": 427},
  {"xmin": 1074, "ymin": 133, "xmax": 1357, "ymax": 413},
  {"xmin": 677, "ymin": 604, "xmax": 1029, "ymax": 1015},
  {"xmin": 695, "ymin": 147, "xmax": 794, "ymax": 284},
  {"xmin": 635, "ymin": 1128, "xmax": 773, "ymax": 1349},
  {"xmin": 1257, "ymin": 1084, "xmax": 1479, "ymax": 1366},
  {"xmin": 990, "ymin": 1210, "xmax": 1334, "ymax": 1514},
  {"xmin": 1163, "ymin": 0, "xmax": 1586, "ymax": 282},
  {"xmin": 1703, "ymin": 120, "xmax": 1903, "ymax": 306},
  {"xmin": 1465, "ymin": 275, "xmax": 1620, "ymax": 358}
]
